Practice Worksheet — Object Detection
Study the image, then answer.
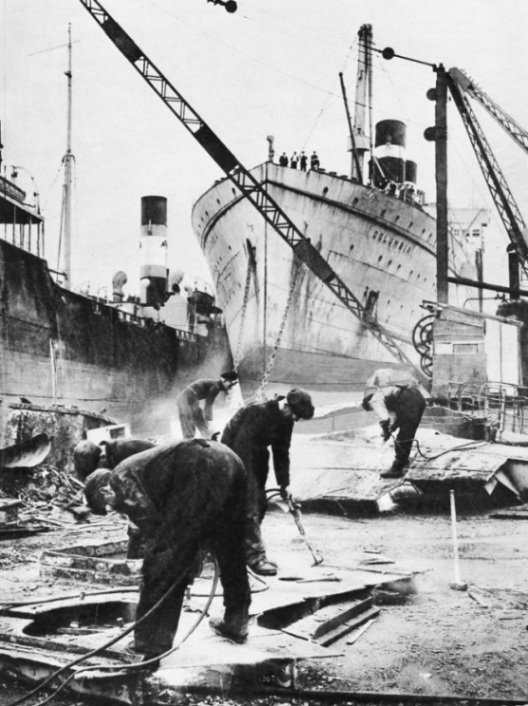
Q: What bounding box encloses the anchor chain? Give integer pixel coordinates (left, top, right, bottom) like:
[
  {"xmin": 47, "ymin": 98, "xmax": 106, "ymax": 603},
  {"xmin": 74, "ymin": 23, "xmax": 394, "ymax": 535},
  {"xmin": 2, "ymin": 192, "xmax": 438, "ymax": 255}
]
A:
[
  {"xmin": 233, "ymin": 260, "xmax": 254, "ymax": 371},
  {"xmin": 255, "ymin": 258, "xmax": 303, "ymax": 400}
]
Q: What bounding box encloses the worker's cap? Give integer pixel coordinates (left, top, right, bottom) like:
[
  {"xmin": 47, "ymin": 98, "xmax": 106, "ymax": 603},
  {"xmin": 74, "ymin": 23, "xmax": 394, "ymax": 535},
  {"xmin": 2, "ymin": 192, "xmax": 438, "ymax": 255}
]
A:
[
  {"xmin": 221, "ymin": 371, "xmax": 238, "ymax": 383},
  {"xmin": 83, "ymin": 468, "xmax": 112, "ymax": 515},
  {"xmin": 73, "ymin": 440, "xmax": 102, "ymax": 480},
  {"xmin": 286, "ymin": 388, "xmax": 315, "ymax": 420}
]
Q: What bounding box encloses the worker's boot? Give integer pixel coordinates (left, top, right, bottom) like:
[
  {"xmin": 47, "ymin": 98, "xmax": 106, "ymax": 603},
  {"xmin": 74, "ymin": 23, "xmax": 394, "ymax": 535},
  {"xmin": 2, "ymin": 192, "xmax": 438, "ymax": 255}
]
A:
[
  {"xmin": 210, "ymin": 615, "xmax": 248, "ymax": 644},
  {"xmin": 380, "ymin": 460, "xmax": 407, "ymax": 479},
  {"xmin": 248, "ymin": 557, "xmax": 278, "ymax": 576}
]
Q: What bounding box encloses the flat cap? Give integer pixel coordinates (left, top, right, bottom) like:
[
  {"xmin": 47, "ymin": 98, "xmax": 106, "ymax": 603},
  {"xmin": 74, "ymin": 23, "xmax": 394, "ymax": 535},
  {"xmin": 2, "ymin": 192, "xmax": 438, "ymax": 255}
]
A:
[{"xmin": 286, "ymin": 388, "xmax": 314, "ymax": 420}]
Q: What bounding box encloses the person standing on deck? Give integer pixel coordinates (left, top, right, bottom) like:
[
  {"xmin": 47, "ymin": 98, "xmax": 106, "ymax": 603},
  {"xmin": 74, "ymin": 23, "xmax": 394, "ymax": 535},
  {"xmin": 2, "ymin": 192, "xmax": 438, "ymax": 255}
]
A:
[
  {"xmin": 362, "ymin": 368, "xmax": 426, "ymax": 479},
  {"xmin": 221, "ymin": 388, "xmax": 314, "ymax": 576},
  {"xmin": 177, "ymin": 372, "xmax": 238, "ymax": 439}
]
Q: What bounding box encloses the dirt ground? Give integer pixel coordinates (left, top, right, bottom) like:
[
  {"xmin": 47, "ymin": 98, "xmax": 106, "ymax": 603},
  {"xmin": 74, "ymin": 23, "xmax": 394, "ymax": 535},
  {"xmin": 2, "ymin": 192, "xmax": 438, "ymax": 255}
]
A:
[{"xmin": 1, "ymin": 502, "xmax": 528, "ymax": 705}]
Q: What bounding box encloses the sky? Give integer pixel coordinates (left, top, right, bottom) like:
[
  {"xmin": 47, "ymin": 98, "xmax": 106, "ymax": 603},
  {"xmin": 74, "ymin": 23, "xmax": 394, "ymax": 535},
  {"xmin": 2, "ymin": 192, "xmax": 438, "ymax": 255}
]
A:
[{"xmin": 2, "ymin": 0, "xmax": 528, "ymax": 299}]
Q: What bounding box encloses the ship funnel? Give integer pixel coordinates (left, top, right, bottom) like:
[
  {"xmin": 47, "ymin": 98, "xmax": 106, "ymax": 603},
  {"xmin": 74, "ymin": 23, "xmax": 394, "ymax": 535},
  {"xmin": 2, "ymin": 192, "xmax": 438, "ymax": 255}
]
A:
[
  {"xmin": 139, "ymin": 195, "xmax": 168, "ymax": 309},
  {"xmin": 373, "ymin": 119, "xmax": 408, "ymax": 187},
  {"xmin": 375, "ymin": 120, "xmax": 406, "ymax": 148}
]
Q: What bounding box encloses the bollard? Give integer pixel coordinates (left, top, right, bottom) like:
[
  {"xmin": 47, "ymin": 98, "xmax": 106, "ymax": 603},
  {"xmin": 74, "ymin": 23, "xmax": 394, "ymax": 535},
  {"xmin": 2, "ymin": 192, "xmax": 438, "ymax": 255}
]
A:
[{"xmin": 449, "ymin": 488, "xmax": 468, "ymax": 591}]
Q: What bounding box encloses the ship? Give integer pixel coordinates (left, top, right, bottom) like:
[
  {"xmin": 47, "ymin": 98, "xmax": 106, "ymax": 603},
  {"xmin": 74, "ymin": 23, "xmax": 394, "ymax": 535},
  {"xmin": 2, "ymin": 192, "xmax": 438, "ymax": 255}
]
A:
[
  {"xmin": 0, "ymin": 144, "xmax": 231, "ymax": 446},
  {"xmin": 191, "ymin": 25, "xmax": 477, "ymax": 396}
]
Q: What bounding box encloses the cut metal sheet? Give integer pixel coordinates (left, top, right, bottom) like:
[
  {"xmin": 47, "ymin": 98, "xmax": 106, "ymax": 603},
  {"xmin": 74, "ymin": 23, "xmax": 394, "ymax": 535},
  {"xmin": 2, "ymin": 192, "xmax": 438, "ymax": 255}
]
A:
[
  {"xmin": 406, "ymin": 450, "xmax": 507, "ymax": 484},
  {"xmin": 0, "ymin": 434, "xmax": 51, "ymax": 469}
]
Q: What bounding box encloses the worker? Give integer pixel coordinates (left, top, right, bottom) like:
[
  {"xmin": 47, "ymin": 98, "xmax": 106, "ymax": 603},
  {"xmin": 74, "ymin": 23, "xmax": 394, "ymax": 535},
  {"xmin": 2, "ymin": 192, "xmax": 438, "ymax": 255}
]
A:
[
  {"xmin": 72, "ymin": 438, "xmax": 155, "ymax": 481},
  {"xmin": 362, "ymin": 368, "xmax": 426, "ymax": 479},
  {"xmin": 221, "ymin": 388, "xmax": 314, "ymax": 576},
  {"xmin": 176, "ymin": 371, "xmax": 238, "ymax": 439},
  {"xmin": 310, "ymin": 151, "xmax": 320, "ymax": 170},
  {"xmin": 100, "ymin": 438, "xmax": 155, "ymax": 469},
  {"xmin": 83, "ymin": 439, "xmax": 251, "ymax": 661},
  {"xmin": 73, "ymin": 440, "xmax": 102, "ymax": 481}
]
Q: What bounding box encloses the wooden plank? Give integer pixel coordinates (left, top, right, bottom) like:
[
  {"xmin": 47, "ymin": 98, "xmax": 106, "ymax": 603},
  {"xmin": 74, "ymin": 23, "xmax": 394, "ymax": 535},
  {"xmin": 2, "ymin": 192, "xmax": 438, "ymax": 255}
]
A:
[
  {"xmin": 282, "ymin": 596, "xmax": 372, "ymax": 641},
  {"xmin": 316, "ymin": 606, "xmax": 381, "ymax": 646}
]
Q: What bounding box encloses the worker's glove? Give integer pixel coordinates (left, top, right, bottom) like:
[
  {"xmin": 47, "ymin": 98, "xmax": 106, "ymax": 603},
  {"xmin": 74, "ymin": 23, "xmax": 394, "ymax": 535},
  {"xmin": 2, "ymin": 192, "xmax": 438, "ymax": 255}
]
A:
[
  {"xmin": 362, "ymin": 393, "xmax": 374, "ymax": 411},
  {"xmin": 380, "ymin": 419, "xmax": 391, "ymax": 442},
  {"xmin": 280, "ymin": 485, "xmax": 293, "ymax": 503}
]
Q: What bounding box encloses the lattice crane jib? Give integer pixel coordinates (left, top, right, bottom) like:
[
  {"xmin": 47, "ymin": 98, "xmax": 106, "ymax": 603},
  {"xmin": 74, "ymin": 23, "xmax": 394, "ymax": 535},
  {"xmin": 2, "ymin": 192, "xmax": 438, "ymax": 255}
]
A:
[
  {"xmin": 77, "ymin": 0, "xmax": 426, "ymax": 383},
  {"xmin": 449, "ymin": 68, "xmax": 528, "ymax": 156},
  {"xmin": 448, "ymin": 70, "xmax": 528, "ymax": 270}
]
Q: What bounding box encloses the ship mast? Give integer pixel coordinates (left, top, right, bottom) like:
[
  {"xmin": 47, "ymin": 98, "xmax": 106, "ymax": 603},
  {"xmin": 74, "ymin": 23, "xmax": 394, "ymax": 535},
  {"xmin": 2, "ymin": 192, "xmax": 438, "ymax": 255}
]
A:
[
  {"xmin": 351, "ymin": 25, "xmax": 372, "ymax": 184},
  {"xmin": 59, "ymin": 24, "xmax": 74, "ymax": 289}
]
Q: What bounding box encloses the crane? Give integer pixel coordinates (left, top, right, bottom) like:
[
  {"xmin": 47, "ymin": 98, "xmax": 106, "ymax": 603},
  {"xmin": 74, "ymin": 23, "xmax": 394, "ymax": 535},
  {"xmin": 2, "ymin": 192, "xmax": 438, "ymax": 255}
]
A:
[
  {"xmin": 448, "ymin": 68, "xmax": 528, "ymax": 270},
  {"xmin": 450, "ymin": 68, "xmax": 528, "ymax": 156},
  {"xmin": 76, "ymin": 0, "xmax": 427, "ymax": 383}
]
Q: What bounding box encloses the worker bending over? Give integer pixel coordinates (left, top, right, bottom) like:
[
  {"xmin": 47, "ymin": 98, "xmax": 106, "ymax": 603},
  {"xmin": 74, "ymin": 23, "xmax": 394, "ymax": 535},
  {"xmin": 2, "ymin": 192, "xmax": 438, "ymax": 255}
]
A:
[
  {"xmin": 221, "ymin": 388, "xmax": 314, "ymax": 576},
  {"xmin": 362, "ymin": 368, "xmax": 426, "ymax": 479},
  {"xmin": 83, "ymin": 439, "xmax": 251, "ymax": 660},
  {"xmin": 72, "ymin": 438, "xmax": 155, "ymax": 481},
  {"xmin": 177, "ymin": 371, "xmax": 238, "ymax": 439}
]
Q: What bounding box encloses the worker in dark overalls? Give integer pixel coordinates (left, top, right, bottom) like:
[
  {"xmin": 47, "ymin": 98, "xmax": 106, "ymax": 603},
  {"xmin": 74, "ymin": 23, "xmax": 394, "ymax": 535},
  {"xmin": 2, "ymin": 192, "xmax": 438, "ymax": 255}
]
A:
[
  {"xmin": 73, "ymin": 438, "xmax": 157, "ymax": 557},
  {"xmin": 362, "ymin": 368, "xmax": 426, "ymax": 479},
  {"xmin": 83, "ymin": 439, "xmax": 251, "ymax": 659},
  {"xmin": 177, "ymin": 372, "xmax": 238, "ymax": 439},
  {"xmin": 221, "ymin": 388, "xmax": 314, "ymax": 576},
  {"xmin": 72, "ymin": 438, "xmax": 155, "ymax": 481}
]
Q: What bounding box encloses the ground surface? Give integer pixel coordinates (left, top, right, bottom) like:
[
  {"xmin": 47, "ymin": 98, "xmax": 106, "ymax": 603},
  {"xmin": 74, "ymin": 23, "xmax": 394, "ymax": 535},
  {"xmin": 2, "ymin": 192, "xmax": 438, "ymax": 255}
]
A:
[{"xmin": 1, "ymin": 502, "xmax": 528, "ymax": 705}]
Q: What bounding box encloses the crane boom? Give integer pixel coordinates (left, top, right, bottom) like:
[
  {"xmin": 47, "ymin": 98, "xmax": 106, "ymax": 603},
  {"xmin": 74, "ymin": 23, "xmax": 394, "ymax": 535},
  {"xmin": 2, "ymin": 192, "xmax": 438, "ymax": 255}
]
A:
[
  {"xmin": 447, "ymin": 71, "xmax": 528, "ymax": 267},
  {"xmin": 450, "ymin": 67, "xmax": 528, "ymax": 156},
  {"xmin": 77, "ymin": 0, "xmax": 426, "ymax": 381}
]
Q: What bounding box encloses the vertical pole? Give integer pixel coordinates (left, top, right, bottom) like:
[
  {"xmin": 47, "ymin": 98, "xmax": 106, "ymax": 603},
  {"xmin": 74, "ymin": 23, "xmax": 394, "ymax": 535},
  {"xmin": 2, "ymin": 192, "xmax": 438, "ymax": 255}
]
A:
[
  {"xmin": 449, "ymin": 489, "xmax": 467, "ymax": 591},
  {"xmin": 61, "ymin": 24, "xmax": 73, "ymax": 289},
  {"xmin": 507, "ymin": 244, "xmax": 520, "ymax": 300},
  {"xmin": 435, "ymin": 64, "xmax": 449, "ymax": 305},
  {"xmin": 475, "ymin": 249, "xmax": 483, "ymax": 312}
]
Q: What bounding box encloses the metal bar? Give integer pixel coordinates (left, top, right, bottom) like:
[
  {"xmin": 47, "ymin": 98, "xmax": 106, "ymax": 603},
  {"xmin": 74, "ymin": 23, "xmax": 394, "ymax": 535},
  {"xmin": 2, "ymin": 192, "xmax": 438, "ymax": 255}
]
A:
[{"xmin": 446, "ymin": 275, "xmax": 528, "ymax": 296}]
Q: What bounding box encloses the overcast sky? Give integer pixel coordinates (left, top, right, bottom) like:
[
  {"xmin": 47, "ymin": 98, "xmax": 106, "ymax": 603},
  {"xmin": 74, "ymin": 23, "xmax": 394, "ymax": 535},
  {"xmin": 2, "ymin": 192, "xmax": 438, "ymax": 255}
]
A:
[{"xmin": 2, "ymin": 0, "xmax": 528, "ymax": 297}]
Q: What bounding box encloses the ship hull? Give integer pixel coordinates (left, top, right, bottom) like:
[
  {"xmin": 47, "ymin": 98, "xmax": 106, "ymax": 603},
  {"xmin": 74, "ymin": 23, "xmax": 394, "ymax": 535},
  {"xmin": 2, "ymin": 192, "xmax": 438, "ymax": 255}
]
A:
[
  {"xmin": 0, "ymin": 238, "xmax": 231, "ymax": 443},
  {"xmin": 192, "ymin": 163, "xmax": 474, "ymax": 394}
]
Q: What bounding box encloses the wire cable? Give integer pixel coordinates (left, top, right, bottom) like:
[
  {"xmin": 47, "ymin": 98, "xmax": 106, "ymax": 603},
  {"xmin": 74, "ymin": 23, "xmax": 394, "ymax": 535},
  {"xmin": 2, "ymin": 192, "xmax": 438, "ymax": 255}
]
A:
[{"xmin": 3, "ymin": 555, "xmax": 217, "ymax": 706}]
